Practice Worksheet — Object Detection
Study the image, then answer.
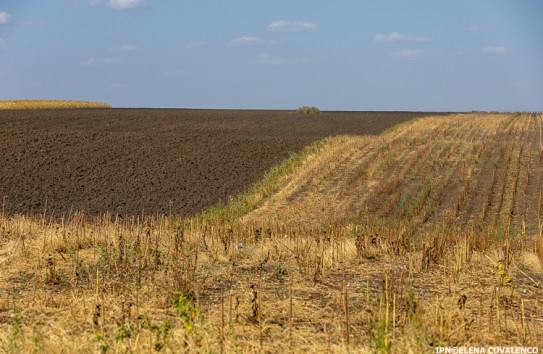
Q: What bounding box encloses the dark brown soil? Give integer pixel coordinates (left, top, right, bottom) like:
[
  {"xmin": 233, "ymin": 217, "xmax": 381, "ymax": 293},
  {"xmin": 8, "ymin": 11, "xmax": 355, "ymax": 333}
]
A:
[{"xmin": 0, "ymin": 109, "xmax": 442, "ymax": 217}]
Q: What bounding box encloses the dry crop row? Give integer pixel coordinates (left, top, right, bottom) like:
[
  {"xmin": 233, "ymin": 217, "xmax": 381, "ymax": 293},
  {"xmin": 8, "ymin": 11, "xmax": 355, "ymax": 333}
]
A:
[{"xmin": 0, "ymin": 100, "xmax": 111, "ymax": 109}]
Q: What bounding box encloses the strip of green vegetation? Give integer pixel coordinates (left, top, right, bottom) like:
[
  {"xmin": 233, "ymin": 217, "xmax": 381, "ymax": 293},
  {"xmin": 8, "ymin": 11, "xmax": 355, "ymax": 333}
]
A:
[
  {"xmin": 0, "ymin": 100, "xmax": 111, "ymax": 109},
  {"xmin": 193, "ymin": 136, "xmax": 337, "ymax": 224}
]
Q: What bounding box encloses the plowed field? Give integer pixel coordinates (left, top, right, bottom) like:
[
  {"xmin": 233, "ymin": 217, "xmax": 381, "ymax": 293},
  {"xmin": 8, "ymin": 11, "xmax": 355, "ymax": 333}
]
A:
[{"xmin": 0, "ymin": 109, "xmax": 436, "ymax": 217}]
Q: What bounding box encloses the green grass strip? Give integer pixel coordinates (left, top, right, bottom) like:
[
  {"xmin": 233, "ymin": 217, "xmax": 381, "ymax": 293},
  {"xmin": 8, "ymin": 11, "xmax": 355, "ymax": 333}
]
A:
[{"xmin": 193, "ymin": 136, "xmax": 335, "ymax": 224}]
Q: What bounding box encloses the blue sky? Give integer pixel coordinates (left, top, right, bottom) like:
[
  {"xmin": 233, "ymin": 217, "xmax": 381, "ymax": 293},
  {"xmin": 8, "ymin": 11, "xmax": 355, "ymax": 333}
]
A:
[{"xmin": 0, "ymin": 0, "xmax": 542, "ymax": 111}]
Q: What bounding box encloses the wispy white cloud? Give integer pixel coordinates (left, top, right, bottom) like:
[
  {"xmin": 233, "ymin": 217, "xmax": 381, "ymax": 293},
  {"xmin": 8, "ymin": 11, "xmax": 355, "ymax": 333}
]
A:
[
  {"xmin": 107, "ymin": 0, "xmax": 148, "ymax": 9},
  {"xmin": 228, "ymin": 36, "xmax": 265, "ymax": 47},
  {"xmin": 267, "ymin": 20, "xmax": 317, "ymax": 32},
  {"xmin": 0, "ymin": 11, "xmax": 11, "ymax": 24},
  {"xmin": 482, "ymin": 46, "xmax": 506, "ymax": 55},
  {"xmin": 374, "ymin": 32, "xmax": 407, "ymax": 42},
  {"xmin": 87, "ymin": 0, "xmax": 149, "ymax": 9},
  {"xmin": 0, "ymin": 38, "xmax": 7, "ymax": 50},
  {"xmin": 374, "ymin": 32, "xmax": 432, "ymax": 42},
  {"xmin": 111, "ymin": 44, "xmax": 138, "ymax": 52},
  {"xmin": 80, "ymin": 57, "xmax": 122, "ymax": 67},
  {"xmin": 186, "ymin": 41, "xmax": 205, "ymax": 49}
]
